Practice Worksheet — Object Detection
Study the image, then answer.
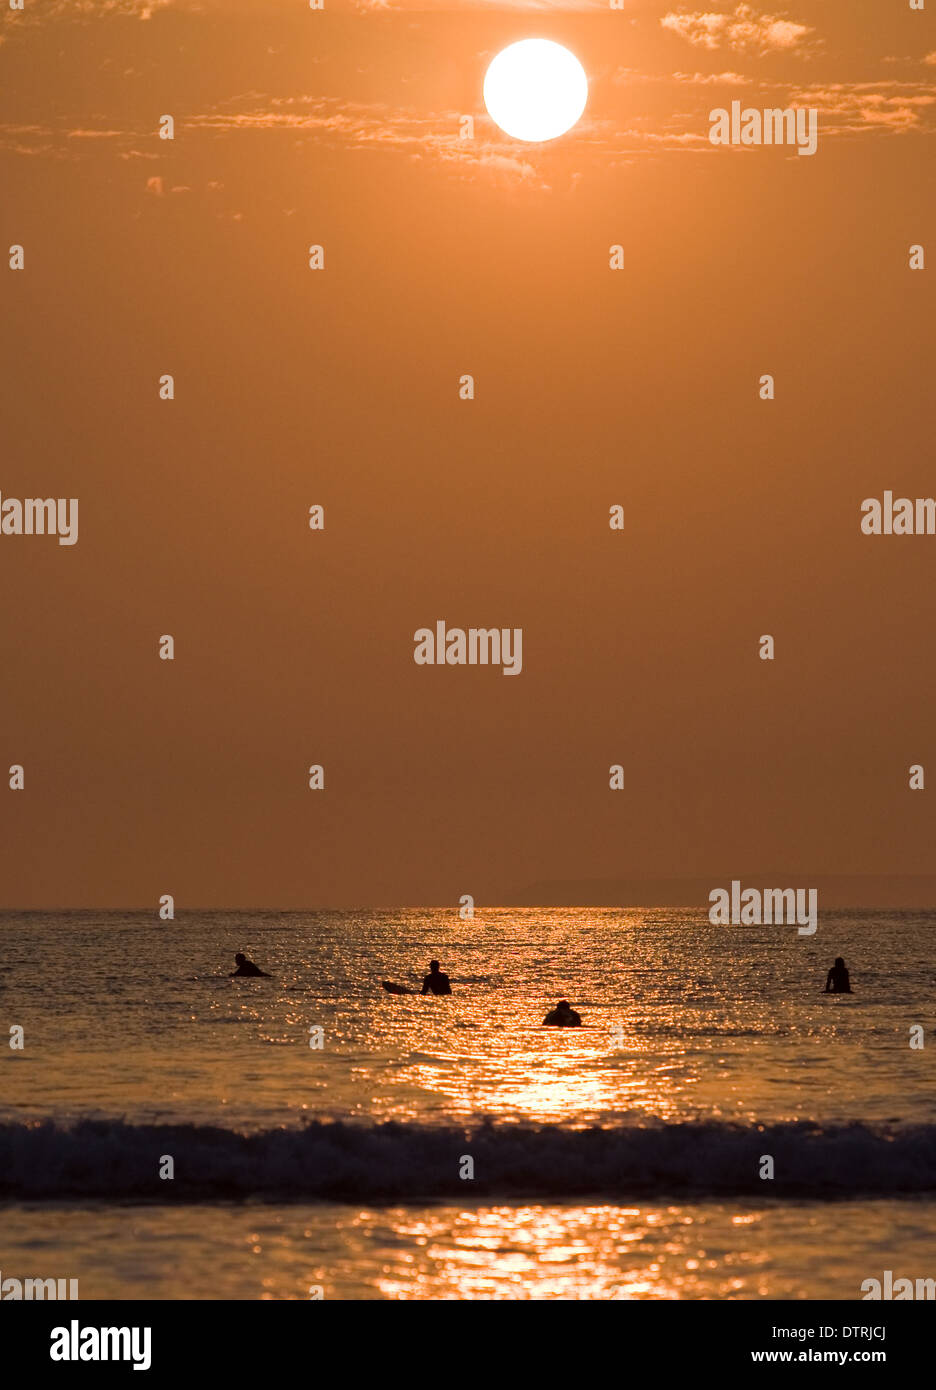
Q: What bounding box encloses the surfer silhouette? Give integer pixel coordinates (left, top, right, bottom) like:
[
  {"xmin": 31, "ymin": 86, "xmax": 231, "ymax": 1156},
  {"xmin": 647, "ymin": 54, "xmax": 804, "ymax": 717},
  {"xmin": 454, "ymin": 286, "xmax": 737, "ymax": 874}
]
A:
[
  {"xmin": 542, "ymin": 999, "xmax": 582, "ymax": 1027},
  {"xmin": 823, "ymin": 957, "xmax": 852, "ymax": 994},
  {"xmin": 421, "ymin": 960, "xmax": 451, "ymax": 995},
  {"xmin": 231, "ymin": 952, "xmax": 270, "ymax": 978}
]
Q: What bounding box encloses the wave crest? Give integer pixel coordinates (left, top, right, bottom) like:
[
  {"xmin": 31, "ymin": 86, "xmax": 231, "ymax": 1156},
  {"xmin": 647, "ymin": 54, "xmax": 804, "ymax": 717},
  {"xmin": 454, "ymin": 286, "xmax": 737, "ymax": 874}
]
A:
[{"xmin": 1, "ymin": 1118, "xmax": 933, "ymax": 1201}]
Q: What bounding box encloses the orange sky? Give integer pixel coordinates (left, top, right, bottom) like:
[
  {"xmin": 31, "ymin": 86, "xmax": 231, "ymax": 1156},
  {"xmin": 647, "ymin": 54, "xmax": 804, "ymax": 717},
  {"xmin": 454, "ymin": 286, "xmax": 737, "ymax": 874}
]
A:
[{"xmin": 1, "ymin": 1, "xmax": 934, "ymax": 907}]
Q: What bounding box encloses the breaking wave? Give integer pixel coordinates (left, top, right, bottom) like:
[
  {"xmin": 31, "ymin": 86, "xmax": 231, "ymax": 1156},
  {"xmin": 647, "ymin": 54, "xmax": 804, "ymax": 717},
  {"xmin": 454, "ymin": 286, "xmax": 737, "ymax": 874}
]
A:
[{"xmin": 1, "ymin": 1117, "xmax": 933, "ymax": 1201}]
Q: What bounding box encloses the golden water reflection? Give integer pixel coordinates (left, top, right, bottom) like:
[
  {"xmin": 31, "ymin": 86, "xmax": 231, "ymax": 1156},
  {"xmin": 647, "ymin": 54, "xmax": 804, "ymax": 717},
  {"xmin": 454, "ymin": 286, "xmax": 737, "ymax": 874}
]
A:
[
  {"xmin": 1, "ymin": 1197, "xmax": 916, "ymax": 1299},
  {"xmin": 357, "ymin": 1204, "xmax": 777, "ymax": 1300},
  {"xmin": 394, "ymin": 1025, "xmax": 700, "ymax": 1125}
]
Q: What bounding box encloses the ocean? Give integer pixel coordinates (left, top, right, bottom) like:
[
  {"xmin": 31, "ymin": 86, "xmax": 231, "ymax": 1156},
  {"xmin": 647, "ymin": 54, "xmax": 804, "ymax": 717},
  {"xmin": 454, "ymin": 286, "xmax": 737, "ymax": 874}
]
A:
[{"xmin": 1, "ymin": 907, "xmax": 933, "ymax": 1299}]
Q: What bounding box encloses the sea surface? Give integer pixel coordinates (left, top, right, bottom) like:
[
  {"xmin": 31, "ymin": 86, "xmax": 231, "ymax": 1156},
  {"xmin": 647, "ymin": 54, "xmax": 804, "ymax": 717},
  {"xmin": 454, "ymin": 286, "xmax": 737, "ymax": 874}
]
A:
[{"xmin": 1, "ymin": 908, "xmax": 933, "ymax": 1299}]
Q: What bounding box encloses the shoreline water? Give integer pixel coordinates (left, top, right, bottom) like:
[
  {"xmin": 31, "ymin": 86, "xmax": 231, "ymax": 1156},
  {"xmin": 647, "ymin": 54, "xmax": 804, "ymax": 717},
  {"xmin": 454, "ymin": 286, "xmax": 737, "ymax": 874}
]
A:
[{"xmin": 2, "ymin": 1196, "xmax": 934, "ymax": 1301}]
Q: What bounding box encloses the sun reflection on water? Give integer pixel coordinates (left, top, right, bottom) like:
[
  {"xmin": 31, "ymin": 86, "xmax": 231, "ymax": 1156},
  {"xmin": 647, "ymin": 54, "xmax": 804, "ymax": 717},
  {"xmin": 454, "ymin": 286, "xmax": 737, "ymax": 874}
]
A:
[{"xmin": 355, "ymin": 1204, "xmax": 773, "ymax": 1301}]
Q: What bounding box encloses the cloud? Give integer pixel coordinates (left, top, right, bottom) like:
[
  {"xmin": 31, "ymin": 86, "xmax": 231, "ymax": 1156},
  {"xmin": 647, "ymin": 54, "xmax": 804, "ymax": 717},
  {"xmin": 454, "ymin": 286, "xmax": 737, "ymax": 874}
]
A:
[
  {"xmin": 925, "ymin": 52, "xmax": 936, "ymax": 67},
  {"xmin": 661, "ymin": 5, "xmax": 813, "ymax": 56},
  {"xmin": 614, "ymin": 67, "xmax": 753, "ymax": 87},
  {"xmin": 673, "ymin": 70, "xmax": 753, "ymax": 84},
  {"xmin": 609, "ymin": 70, "xmax": 936, "ymax": 141},
  {"xmin": 661, "ymin": 11, "xmax": 727, "ymax": 50},
  {"xmin": 7, "ymin": 0, "xmax": 177, "ymax": 24},
  {"xmin": 353, "ymin": 0, "xmax": 603, "ymax": 8},
  {"xmin": 625, "ymin": 130, "xmax": 708, "ymax": 143},
  {"xmin": 48, "ymin": 0, "xmax": 174, "ymax": 15},
  {"xmin": 788, "ymin": 81, "xmax": 936, "ymax": 134},
  {"xmin": 186, "ymin": 97, "xmax": 556, "ymax": 185}
]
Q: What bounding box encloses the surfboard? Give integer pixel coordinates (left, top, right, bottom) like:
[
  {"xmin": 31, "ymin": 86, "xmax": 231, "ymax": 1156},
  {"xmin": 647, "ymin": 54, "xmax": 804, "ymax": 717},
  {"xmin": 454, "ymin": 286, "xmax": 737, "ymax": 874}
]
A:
[
  {"xmin": 516, "ymin": 1025, "xmax": 599, "ymax": 1032},
  {"xmin": 381, "ymin": 980, "xmax": 414, "ymax": 995}
]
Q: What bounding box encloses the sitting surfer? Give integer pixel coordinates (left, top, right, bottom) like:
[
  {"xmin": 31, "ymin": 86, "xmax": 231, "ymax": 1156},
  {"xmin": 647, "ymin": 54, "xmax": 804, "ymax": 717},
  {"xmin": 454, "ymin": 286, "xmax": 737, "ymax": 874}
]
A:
[
  {"xmin": 542, "ymin": 999, "xmax": 582, "ymax": 1027},
  {"xmin": 823, "ymin": 957, "xmax": 852, "ymax": 994},
  {"xmin": 421, "ymin": 960, "xmax": 451, "ymax": 995},
  {"xmin": 231, "ymin": 952, "xmax": 270, "ymax": 978}
]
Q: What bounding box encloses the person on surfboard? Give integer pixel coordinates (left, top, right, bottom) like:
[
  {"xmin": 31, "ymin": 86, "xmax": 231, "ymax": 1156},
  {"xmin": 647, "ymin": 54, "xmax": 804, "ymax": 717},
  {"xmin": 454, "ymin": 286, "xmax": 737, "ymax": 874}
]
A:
[
  {"xmin": 542, "ymin": 999, "xmax": 582, "ymax": 1027},
  {"xmin": 421, "ymin": 960, "xmax": 452, "ymax": 995},
  {"xmin": 230, "ymin": 952, "xmax": 270, "ymax": 978},
  {"xmin": 823, "ymin": 957, "xmax": 852, "ymax": 994}
]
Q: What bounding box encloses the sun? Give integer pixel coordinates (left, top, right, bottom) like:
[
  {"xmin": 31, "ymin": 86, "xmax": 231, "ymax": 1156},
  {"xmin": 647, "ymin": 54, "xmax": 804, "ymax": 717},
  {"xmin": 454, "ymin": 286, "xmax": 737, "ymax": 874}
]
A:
[{"xmin": 483, "ymin": 39, "xmax": 588, "ymax": 143}]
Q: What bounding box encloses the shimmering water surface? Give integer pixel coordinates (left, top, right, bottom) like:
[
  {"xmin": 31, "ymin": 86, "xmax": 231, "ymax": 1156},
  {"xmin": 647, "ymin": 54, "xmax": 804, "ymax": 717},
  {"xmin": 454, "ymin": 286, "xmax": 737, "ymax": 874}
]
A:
[{"xmin": 1, "ymin": 909, "xmax": 933, "ymax": 1298}]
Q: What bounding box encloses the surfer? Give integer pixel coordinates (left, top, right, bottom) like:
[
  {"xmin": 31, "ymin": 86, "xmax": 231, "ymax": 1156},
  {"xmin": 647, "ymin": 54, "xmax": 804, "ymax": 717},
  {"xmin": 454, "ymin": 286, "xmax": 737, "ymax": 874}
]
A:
[
  {"xmin": 542, "ymin": 999, "xmax": 582, "ymax": 1027},
  {"xmin": 421, "ymin": 960, "xmax": 451, "ymax": 995},
  {"xmin": 230, "ymin": 952, "xmax": 270, "ymax": 978},
  {"xmin": 823, "ymin": 957, "xmax": 852, "ymax": 994}
]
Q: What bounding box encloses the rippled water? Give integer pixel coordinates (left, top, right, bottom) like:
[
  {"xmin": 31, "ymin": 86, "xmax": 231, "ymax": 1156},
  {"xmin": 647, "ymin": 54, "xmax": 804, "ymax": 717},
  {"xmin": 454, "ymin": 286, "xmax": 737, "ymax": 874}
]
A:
[
  {"xmin": 5, "ymin": 1198, "xmax": 934, "ymax": 1301},
  {"xmin": 2, "ymin": 907, "xmax": 932, "ymax": 1129},
  {"xmin": 1, "ymin": 908, "xmax": 933, "ymax": 1298}
]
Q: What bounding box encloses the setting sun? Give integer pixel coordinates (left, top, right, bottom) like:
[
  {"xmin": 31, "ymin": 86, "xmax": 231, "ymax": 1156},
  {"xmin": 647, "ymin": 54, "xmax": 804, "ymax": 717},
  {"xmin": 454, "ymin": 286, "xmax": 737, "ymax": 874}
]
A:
[{"xmin": 483, "ymin": 38, "xmax": 588, "ymax": 143}]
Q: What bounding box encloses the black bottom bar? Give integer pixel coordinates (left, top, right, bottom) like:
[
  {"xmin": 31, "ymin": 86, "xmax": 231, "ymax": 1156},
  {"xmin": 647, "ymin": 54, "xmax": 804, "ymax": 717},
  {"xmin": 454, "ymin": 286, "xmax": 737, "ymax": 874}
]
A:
[{"xmin": 3, "ymin": 1300, "xmax": 925, "ymax": 1376}]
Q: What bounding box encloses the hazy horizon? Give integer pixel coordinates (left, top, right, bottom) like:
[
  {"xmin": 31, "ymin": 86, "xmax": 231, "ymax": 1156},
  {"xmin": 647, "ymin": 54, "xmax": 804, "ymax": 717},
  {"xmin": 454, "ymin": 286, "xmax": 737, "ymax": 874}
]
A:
[{"xmin": 7, "ymin": 874, "xmax": 936, "ymax": 910}]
